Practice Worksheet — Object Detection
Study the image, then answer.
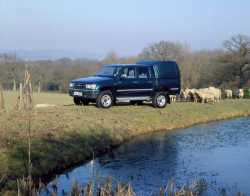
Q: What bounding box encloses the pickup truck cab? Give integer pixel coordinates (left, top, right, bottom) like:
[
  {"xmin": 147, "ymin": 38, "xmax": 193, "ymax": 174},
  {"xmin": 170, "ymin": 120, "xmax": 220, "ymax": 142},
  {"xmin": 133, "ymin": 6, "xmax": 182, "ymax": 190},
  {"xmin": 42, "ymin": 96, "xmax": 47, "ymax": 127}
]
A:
[{"xmin": 69, "ymin": 61, "xmax": 181, "ymax": 108}]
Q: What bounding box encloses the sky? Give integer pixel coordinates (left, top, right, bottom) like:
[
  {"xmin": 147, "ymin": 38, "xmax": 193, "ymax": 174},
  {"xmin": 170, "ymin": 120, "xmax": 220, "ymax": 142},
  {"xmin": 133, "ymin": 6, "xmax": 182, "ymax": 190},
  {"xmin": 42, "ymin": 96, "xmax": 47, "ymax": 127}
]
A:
[{"xmin": 0, "ymin": 0, "xmax": 250, "ymax": 58}]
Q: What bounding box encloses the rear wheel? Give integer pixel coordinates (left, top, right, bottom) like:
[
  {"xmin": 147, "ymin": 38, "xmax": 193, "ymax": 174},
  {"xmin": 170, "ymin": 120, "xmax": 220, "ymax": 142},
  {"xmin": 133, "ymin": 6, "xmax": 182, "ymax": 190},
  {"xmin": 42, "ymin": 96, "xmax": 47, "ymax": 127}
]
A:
[
  {"xmin": 152, "ymin": 92, "xmax": 168, "ymax": 108},
  {"xmin": 96, "ymin": 90, "xmax": 113, "ymax": 108},
  {"xmin": 73, "ymin": 97, "xmax": 82, "ymax": 105}
]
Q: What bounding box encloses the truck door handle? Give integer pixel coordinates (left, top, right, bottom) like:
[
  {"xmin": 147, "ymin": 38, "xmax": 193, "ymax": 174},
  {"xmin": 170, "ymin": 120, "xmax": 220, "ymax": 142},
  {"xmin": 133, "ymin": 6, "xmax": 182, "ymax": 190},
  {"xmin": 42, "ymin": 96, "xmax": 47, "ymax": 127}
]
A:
[{"xmin": 132, "ymin": 81, "xmax": 139, "ymax": 84}]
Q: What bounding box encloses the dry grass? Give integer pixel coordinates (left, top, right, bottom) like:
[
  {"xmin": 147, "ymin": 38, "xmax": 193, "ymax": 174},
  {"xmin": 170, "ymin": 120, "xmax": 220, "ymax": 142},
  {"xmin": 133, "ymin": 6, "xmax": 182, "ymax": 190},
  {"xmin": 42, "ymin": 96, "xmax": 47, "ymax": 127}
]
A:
[
  {"xmin": 0, "ymin": 91, "xmax": 250, "ymax": 192},
  {"xmin": 15, "ymin": 176, "xmax": 206, "ymax": 196},
  {"xmin": 14, "ymin": 176, "xmax": 245, "ymax": 196},
  {"xmin": 2, "ymin": 91, "xmax": 72, "ymax": 110}
]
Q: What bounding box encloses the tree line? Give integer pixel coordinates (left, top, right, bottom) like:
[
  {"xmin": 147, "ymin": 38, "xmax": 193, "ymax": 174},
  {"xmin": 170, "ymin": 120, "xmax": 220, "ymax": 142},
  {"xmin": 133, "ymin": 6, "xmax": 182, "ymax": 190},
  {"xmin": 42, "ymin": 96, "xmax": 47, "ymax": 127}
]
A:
[{"xmin": 0, "ymin": 34, "xmax": 249, "ymax": 92}]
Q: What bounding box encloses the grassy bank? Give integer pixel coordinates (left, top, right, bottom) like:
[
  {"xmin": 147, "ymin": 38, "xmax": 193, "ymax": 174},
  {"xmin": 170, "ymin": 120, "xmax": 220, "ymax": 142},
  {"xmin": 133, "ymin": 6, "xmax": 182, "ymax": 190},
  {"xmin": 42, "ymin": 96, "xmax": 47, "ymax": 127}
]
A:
[{"xmin": 0, "ymin": 91, "xmax": 250, "ymax": 192}]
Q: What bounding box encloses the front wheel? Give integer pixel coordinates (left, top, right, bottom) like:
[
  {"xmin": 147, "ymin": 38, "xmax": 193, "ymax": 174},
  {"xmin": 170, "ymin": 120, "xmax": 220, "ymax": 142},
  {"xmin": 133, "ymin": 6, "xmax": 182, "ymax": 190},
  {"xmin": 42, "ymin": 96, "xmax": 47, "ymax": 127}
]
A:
[
  {"xmin": 82, "ymin": 99, "xmax": 89, "ymax": 106},
  {"xmin": 152, "ymin": 92, "xmax": 168, "ymax": 108},
  {"xmin": 96, "ymin": 90, "xmax": 113, "ymax": 108},
  {"xmin": 73, "ymin": 97, "xmax": 82, "ymax": 105}
]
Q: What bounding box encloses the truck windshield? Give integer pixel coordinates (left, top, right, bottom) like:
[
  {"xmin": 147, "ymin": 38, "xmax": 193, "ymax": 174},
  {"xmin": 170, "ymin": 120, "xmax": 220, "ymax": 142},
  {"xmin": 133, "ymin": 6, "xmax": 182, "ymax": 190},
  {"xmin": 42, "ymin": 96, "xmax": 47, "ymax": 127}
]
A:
[{"xmin": 96, "ymin": 66, "xmax": 116, "ymax": 77}]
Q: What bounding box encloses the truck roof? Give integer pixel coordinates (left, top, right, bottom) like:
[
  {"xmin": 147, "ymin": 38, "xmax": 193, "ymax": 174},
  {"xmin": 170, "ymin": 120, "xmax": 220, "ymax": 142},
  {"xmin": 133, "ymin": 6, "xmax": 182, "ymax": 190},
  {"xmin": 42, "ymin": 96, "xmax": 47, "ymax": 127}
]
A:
[
  {"xmin": 104, "ymin": 64, "xmax": 151, "ymax": 67},
  {"xmin": 104, "ymin": 60, "xmax": 178, "ymax": 67},
  {"xmin": 136, "ymin": 60, "xmax": 177, "ymax": 65}
]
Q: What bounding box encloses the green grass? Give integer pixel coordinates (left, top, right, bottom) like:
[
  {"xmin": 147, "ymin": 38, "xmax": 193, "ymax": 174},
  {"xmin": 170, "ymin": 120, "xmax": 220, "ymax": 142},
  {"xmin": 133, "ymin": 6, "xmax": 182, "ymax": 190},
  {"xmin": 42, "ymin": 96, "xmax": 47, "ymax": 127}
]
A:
[
  {"xmin": 3, "ymin": 91, "xmax": 72, "ymax": 110},
  {"xmin": 0, "ymin": 91, "xmax": 250, "ymax": 192}
]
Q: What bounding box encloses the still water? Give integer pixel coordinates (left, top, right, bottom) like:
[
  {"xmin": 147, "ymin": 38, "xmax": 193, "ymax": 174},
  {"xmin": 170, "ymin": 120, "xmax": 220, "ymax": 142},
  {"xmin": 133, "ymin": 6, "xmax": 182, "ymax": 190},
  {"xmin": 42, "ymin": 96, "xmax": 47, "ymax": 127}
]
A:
[{"xmin": 45, "ymin": 117, "xmax": 250, "ymax": 195}]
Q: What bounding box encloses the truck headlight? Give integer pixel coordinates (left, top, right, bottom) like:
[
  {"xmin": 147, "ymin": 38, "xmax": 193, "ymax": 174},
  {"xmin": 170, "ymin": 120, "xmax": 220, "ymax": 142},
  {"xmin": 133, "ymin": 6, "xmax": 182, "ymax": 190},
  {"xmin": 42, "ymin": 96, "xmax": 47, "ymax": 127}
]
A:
[
  {"xmin": 69, "ymin": 83, "xmax": 74, "ymax": 88},
  {"xmin": 86, "ymin": 84, "xmax": 98, "ymax": 90}
]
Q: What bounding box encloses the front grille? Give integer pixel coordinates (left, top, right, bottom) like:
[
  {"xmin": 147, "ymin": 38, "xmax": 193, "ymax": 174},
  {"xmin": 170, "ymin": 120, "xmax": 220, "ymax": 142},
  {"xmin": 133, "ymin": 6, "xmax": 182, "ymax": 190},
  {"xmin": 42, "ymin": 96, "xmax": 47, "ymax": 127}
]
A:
[{"xmin": 74, "ymin": 83, "xmax": 86, "ymax": 90}]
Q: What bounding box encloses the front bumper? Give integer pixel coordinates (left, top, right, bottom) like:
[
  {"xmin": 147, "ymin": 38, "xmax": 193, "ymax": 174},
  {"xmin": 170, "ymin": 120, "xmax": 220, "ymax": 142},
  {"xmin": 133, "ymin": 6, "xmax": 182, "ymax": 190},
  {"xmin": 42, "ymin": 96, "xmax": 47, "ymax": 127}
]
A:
[{"xmin": 69, "ymin": 89, "xmax": 100, "ymax": 99}]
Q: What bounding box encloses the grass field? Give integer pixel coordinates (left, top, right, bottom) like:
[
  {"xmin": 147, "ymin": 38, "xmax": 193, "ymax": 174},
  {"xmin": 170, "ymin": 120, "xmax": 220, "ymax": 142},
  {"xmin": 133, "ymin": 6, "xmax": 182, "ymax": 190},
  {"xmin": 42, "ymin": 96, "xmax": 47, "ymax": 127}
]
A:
[
  {"xmin": 2, "ymin": 91, "xmax": 72, "ymax": 110},
  {"xmin": 0, "ymin": 91, "xmax": 250, "ymax": 192}
]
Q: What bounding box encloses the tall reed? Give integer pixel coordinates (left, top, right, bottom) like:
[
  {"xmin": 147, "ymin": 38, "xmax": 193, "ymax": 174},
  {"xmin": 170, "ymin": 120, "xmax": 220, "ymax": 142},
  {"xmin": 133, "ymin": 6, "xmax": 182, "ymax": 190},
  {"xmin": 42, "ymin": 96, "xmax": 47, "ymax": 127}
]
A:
[{"xmin": 16, "ymin": 70, "xmax": 34, "ymax": 196}]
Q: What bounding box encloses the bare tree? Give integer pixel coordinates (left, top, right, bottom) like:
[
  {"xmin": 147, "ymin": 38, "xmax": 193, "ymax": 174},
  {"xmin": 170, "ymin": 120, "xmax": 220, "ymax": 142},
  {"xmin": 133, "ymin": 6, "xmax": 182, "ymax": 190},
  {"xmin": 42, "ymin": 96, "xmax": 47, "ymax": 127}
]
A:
[
  {"xmin": 222, "ymin": 34, "xmax": 250, "ymax": 87},
  {"xmin": 139, "ymin": 41, "xmax": 186, "ymax": 61},
  {"xmin": 103, "ymin": 52, "xmax": 119, "ymax": 64}
]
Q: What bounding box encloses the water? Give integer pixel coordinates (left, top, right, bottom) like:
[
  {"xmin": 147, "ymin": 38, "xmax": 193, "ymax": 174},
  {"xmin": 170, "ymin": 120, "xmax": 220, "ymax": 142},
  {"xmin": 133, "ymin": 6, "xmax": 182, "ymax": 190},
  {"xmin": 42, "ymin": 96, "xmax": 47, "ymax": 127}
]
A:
[{"xmin": 45, "ymin": 117, "xmax": 250, "ymax": 195}]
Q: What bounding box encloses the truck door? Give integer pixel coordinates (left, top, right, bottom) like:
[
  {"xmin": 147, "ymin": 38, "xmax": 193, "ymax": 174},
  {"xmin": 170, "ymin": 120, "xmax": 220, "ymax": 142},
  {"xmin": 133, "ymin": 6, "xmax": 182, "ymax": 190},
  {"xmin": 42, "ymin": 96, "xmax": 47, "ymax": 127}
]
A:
[
  {"xmin": 136, "ymin": 66, "xmax": 154, "ymax": 97},
  {"xmin": 115, "ymin": 66, "xmax": 139, "ymax": 97}
]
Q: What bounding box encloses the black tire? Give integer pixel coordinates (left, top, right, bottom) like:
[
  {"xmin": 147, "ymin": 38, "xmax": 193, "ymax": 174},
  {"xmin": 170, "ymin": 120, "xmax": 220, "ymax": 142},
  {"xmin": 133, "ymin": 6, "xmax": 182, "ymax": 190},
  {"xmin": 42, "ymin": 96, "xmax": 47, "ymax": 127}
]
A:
[
  {"xmin": 82, "ymin": 99, "xmax": 89, "ymax": 106},
  {"xmin": 96, "ymin": 90, "xmax": 113, "ymax": 108},
  {"xmin": 130, "ymin": 101, "xmax": 143, "ymax": 105},
  {"xmin": 152, "ymin": 92, "xmax": 168, "ymax": 108},
  {"xmin": 73, "ymin": 97, "xmax": 82, "ymax": 105}
]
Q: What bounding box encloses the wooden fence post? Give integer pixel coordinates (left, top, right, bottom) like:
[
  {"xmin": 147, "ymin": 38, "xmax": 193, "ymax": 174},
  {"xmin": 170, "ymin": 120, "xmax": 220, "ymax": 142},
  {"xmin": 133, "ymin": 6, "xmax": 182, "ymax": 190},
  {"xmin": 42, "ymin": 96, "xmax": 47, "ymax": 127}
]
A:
[
  {"xmin": 17, "ymin": 83, "xmax": 23, "ymax": 110},
  {"xmin": 23, "ymin": 70, "xmax": 33, "ymax": 110},
  {"xmin": 16, "ymin": 70, "xmax": 33, "ymax": 111},
  {"xmin": 37, "ymin": 81, "xmax": 41, "ymax": 94},
  {"xmin": 13, "ymin": 79, "xmax": 16, "ymax": 91},
  {"xmin": 0, "ymin": 83, "xmax": 5, "ymax": 110}
]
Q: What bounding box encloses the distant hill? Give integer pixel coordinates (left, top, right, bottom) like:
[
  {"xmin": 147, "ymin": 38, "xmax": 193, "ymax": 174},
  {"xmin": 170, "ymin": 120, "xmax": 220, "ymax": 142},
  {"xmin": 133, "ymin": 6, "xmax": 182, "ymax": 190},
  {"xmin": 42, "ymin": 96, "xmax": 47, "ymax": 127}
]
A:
[{"xmin": 0, "ymin": 49, "xmax": 102, "ymax": 60}]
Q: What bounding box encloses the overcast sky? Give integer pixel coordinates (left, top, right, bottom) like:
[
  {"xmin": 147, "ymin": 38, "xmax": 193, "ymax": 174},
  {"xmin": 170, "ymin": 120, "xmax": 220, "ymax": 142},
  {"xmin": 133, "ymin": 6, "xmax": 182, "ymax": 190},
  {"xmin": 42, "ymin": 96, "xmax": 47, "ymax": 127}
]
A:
[{"xmin": 1, "ymin": 0, "xmax": 250, "ymax": 57}]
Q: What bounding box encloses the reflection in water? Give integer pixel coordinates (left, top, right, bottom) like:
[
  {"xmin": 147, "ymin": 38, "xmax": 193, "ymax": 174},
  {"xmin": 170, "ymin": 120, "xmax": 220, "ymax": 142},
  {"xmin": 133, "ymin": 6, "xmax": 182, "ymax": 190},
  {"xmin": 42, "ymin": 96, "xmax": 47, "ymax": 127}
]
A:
[{"xmin": 45, "ymin": 117, "xmax": 250, "ymax": 195}]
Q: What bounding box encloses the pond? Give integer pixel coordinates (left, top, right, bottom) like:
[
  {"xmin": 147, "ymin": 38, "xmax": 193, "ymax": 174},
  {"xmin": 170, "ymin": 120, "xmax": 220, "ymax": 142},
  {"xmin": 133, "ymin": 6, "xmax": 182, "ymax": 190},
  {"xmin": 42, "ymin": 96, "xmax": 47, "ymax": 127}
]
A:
[{"xmin": 44, "ymin": 117, "xmax": 250, "ymax": 195}]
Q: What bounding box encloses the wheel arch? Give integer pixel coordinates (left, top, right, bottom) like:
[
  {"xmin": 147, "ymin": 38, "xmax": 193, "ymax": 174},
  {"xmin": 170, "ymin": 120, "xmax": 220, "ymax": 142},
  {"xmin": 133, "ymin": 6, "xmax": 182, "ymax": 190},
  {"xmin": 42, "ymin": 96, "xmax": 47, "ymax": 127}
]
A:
[
  {"xmin": 96, "ymin": 89, "xmax": 114, "ymax": 108},
  {"xmin": 99, "ymin": 86, "xmax": 115, "ymax": 95}
]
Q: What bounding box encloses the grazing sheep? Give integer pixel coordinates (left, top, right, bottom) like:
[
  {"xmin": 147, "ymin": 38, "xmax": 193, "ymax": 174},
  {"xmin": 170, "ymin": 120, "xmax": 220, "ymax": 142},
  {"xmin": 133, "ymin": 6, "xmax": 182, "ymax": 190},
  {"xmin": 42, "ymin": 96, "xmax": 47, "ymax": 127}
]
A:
[
  {"xmin": 169, "ymin": 95, "xmax": 177, "ymax": 103},
  {"xmin": 208, "ymin": 87, "xmax": 221, "ymax": 102},
  {"xmin": 223, "ymin": 89, "xmax": 233, "ymax": 99},
  {"xmin": 180, "ymin": 89, "xmax": 185, "ymax": 100},
  {"xmin": 233, "ymin": 89, "xmax": 243, "ymax": 98},
  {"xmin": 188, "ymin": 89, "xmax": 199, "ymax": 102},
  {"xmin": 181, "ymin": 87, "xmax": 221, "ymax": 103},
  {"xmin": 180, "ymin": 88, "xmax": 191, "ymax": 101},
  {"xmin": 237, "ymin": 89, "xmax": 244, "ymax": 98},
  {"xmin": 198, "ymin": 87, "xmax": 220, "ymax": 102},
  {"xmin": 194, "ymin": 90, "xmax": 215, "ymax": 104}
]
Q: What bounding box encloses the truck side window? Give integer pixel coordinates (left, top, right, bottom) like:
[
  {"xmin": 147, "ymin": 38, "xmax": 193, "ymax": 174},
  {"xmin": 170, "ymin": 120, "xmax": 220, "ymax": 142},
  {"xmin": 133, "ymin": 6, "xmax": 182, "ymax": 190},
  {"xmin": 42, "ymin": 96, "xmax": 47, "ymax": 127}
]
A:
[
  {"xmin": 120, "ymin": 67, "xmax": 136, "ymax": 79},
  {"xmin": 149, "ymin": 67, "xmax": 155, "ymax": 78},
  {"xmin": 113, "ymin": 67, "xmax": 120, "ymax": 77},
  {"xmin": 153, "ymin": 65, "xmax": 159, "ymax": 78},
  {"xmin": 138, "ymin": 67, "xmax": 150, "ymax": 79},
  {"xmin": 128, "ymin": 68, "xmax": 135, "ymax": 78}
]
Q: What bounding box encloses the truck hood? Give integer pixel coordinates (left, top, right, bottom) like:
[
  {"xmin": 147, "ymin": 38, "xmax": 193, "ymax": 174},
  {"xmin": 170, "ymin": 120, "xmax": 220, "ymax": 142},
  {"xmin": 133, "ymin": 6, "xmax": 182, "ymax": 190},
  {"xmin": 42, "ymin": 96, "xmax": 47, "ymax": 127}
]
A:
[{"xmin": 71, "ymin": 76, "xmax": 112, "ymax": 84}]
